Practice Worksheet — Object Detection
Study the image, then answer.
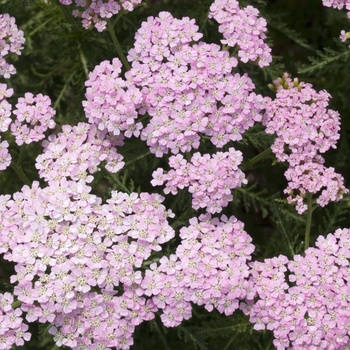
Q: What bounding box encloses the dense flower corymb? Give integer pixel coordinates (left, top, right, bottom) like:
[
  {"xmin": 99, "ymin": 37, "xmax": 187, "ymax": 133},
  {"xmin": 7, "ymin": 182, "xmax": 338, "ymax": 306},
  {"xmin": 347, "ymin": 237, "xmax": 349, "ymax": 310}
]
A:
[
  {"xmin": 209, "ymin": 0, "xmax": 272, "ymax": 67},
  {"xmin": 142, "ymin": 214, "xmax": 255, "ymax": 327},
  {"xmin": 152, "ymin": 148, "xmax": 247, "ymax": 213},
  {"xmin": 0, "ymin": 293, "xmax": 31, "ymax": 349},
  {"xmin": 83, "ymin": 58, "xmax": 143, "ymax": 139},
  {"xmin": 263, "ymin": 73, "xmax": 347, "ymax": 213},
  {"xmin": 0, "ymin": 140, "xmax": 11, "ymax": 171},
  {"xmin": 11, "ymin": 93, "xmax": 56, "ymax": 146},
  {"xmin": 35, "ymin": 122, "xmax": 125, "ymax": 184},
  {"xmin": 242, "ymin": 228, "xmax": 350, "ymax": 350},
  {"xmin": 126, "ymin": 11, "xmax": 268, "ymax": 156},
  {"xmin": 0, "ymin": 83, "xmax": 13, "ymax": 170},
  {"xmin": 263, "ymin": 74, "xmax": 340, "ymax": 166},
  {"xmin": 0, "ymin": 180, "xmax": 175, "ymax": 349},
  {"xmin": 322, "ymin": 0, "xmax": 350, "ymax": 12},
  {"xmin": 0, "ymin": 13, "xmax": 25, "ymax": 78},
  {"xmin": 58, "ymin": 0, "xmax": 143, "ymax": 31},
  {"xmin": 284, "ymin": 161, "xmax": 348, "ymax": 214}
]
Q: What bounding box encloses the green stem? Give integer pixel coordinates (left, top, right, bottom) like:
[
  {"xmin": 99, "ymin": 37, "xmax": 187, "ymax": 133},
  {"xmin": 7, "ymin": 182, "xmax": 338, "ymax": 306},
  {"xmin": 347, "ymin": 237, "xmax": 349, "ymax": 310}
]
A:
[
  {"xmin": 107, "ymin": 19, "xmax": 131, "ymax": 71},
  {"xmin": 11, "ymin": 163, "xmax": 31, "ymax": 187},
  {"xmin": 223, "ymin": 335, "xmax": 238, "ymax": 350},
  {"xmin": 109, "ymin": 173, "xmax": 131, "ymax": 194},
  {"xmin": 10, "ymin": 146, "xmax": 31, "ymax": 186},
  {"xmin": 79, "ymin": 46, "xmax": 89, "ymax": 79},
  {"xmin": 57, "ymin": 1, "xmax": 83, "ymax": 32},
  {"xmin": 154, "ymin": 318, "xmax": 171, "ymax": 350},
  {"xmin": 125, "ymin": 152, "xmax": 151, "ymax": 167},
  {"xmin": 53, "ymin": 63, "xmax": 79, "ymax": 110},
  {"xmin": 17, "ymin": 145, "xmax": 25, "ymax": 165},
  {"xmin": 304, "ymin": 194, "xmax": 314, "ymax": 250},
  {"xmin": 241, "ymin": 147, "xmax": 273, "ymax": 170}
]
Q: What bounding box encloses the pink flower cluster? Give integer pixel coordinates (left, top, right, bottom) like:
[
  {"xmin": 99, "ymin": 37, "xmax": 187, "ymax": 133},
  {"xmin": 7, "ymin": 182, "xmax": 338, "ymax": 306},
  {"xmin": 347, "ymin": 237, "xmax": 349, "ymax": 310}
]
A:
[
  {"xmin": 0, "ymin": 14, "xmax": 56, "ymax": 172},
  {"xmin": 10, "ymin": 92, "xmax": 56, "ymax": 146},
  {"xmin": 0, "ymin": 140, "xmax": 11, "ymax": 170},
  {"xmin": 83, "ymin": 58, "xmax": 143, "ymax": 138},
  {"xmin": 152, "ymin": 148, "xmax": 247, "ymax": 213},
  {"xmin": 0, "ymin": 13, "xmax": 25, "ymax": 78},
  {"xmin": 322, "ymin": 0, "xmax": 350, "ymax": 12},
  {"xmin": 144, "ymin": 214, "xmax": 254, "ymax": 327},
  {"xmin": 264, "ymin": 75, "xmax": 340, "ymax": 166},
  {"xmin": 284, "ymin": 162, "xmax": 348, "ymax": 214},
  {"xmin": 1, "ymin": 85, "xmax": 57, "ymax": 170},
  {"xmin": 264, "ymin": 73, "xmax": 347, "ymax": 213},
  {"xmin": 0, "ymin": 84, "xmax": 13, "ymax": 132},
  {"xmin": 0, "ymin": 83, "xmax": 13, "ymax": 170},
  {"xmin": 0, "ymin": 180, "xmax": 175, "ymax": 349},
  {"xmin": 242, "ymin": 228, "xmax": 350, "ymax": 350},
  {"xmin": 126, "ymin": 12, "xmax": 267, "ymax": 156},
  {"xmin": 208, "ymin": 0, "xmax": 272, "ymax": 67},
  {"xmin": 35, "ymin": 122, "xmax": 125, "ymax": 184},
  {"xmin": 0, "ymin": 292, "xmax": 31, "ymax": 349},
  {"xmin": 58, "ymin": 0, "xmax": 142, "ymax": 31}
]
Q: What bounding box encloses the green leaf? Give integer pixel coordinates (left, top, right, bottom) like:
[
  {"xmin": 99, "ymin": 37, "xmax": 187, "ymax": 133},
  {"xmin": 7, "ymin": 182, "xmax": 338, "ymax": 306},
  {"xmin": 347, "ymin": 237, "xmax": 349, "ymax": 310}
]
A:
[{"xmin": 298, "ymin": 46, "xmax": 350, "ymax": 75}]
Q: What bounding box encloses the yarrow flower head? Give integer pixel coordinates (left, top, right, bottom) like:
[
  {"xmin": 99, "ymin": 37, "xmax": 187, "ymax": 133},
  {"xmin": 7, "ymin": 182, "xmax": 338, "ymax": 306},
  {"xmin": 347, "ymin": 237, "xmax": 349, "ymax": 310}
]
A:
[
  {"xmin": 83, "ymin": 58, "xmax": 143, "ymax": 138},
  {"xmin": 126, "ymin": 12, "xmax": 268, "ymax": 156},
  {"xmin": 0, "ymin": 292, "xmax": 31, "ymax": 349},
  {"xmin": 0, "ymin": 13, "xmax": 25, "ymax": 78},
  {"xmin": 141, "ymin": 214, "xmax": 254, "ymax": 327},
  {"xmin": 0, "ymin": 180, "xmax": 175, "ymax": 349},
  {"xmin": 322, "ymin": 0, "xmax": 350, "ymax": 12},
  {"xmin": 284, "ymin": 161, "xmax": 348, "ymax": 214},
  {"xmin": 11, "ymin": 93, "xmax": 56, "ymax": 146},
  {"xmin": 264, "ymin": 73, "xmax": 347, "ymax": 214},
  {"xmin": 0, "ymin": 83, "xmax": 13, "ymax": 132},
  {"xmin": 208, "ymin": 0, "xmax": 272, "ymax": 67},
  {"xmin": 264, "ymin": 73, "xmax": 341, "ymax": 166},
  {"xmin": 0, "ymin": 140, "xmax": 11, "ymax": 171},
  {"xmin": 241, "ymin": 228, "xmax": 350, "ymax": 350},
  {"xmin": 35, "ymin": 122, "xmax": 125, "ymax": 184},
  {"xmin": 0, "ymin": 83, "xmax": 13, "ymax": 170},
  {"xmin": 58, "ymin": 0, "xmax": 143, "ymax": 31},
  {"xmin": 151, "ymin": 148, "xmax": 247, "ymax": 213}
]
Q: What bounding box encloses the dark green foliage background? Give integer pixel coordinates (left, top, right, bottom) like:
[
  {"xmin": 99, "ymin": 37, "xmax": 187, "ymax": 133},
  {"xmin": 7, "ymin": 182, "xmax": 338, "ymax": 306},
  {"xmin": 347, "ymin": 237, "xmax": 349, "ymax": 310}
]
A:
[{"xmin": 1, "ymin": 0, "xmax": 350, "ymax": 349}]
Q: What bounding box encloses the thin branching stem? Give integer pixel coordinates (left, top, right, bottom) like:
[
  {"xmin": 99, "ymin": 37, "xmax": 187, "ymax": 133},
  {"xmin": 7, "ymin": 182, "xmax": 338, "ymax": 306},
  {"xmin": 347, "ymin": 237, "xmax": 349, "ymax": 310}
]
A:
[
  {"xmin": 154, "ymin": 317, "xmax": 171, "ymax": 350},
  {"xmin": 304, "ymin": 194, "xmax": 314, "ymax": 250},
  {"xmin": 242, "ymin": 147, "xmax": 273, "ymax": 170},
  {"xmin": 11, "ymin": 163, "xmax": 31, "ymax": 187},
  {"xmin": 125, "ymin": 151, "xmax": 152, "ymax": 167},
  {"xmin": 11, "ymin": 147, "xmax": 31, "ymax": 186},
  {"xmin": 79, "ymin": 46, "xmax": 89, "ymax": 79},
  {"xmin": 107, "ymin": 19, "xmax": 131, "ymax": 71}
]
